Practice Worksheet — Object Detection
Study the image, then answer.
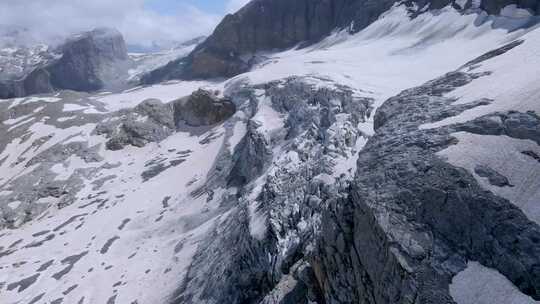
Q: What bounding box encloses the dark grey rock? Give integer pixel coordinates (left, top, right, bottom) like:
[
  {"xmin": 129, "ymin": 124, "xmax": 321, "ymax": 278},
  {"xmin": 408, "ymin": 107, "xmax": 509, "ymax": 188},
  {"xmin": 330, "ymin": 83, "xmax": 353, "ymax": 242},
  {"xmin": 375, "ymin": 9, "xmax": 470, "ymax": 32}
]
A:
[
  {"xmin": 118, "ymin": 218, "xmax": 131, "ymax": 231},
  {"xmin": 7, "ymin": 273, "xmax": 40, "ymax": 292},
  {"xmin": 52, "ymin": 251, "xmax": 88, "ymax": 280},
  {"xmin": 37, "ymin": 259, "xmax": 55, "ymax": 272},
  {"xmin": 23, "ymin": 68, "xmax": 54, "ymax": 96},
  {"xmin": 314, "ymin": 70, "xmax": 540, "ymax": 303},
  {"xmin": 474, "ymin": 165, "xmax": 514, "ymax": 187},
  {"xmin": 462, "ymin": 39, "xmax": 525, "ymax": 69},
  {"xmin": 522, "ymin": 150, "xmax": 540, "ymax": 162},
  {"xmin": 0, "ymin": 68, "xmax": 54, "ymax": 99},
  {"xmin": 173, "ymin": 89, "xmax": 236, "ymax": 127},
  {"xmin": 53, "ymin": 214, "xmax": 87, "ymax": 232},
  {"xmin": 107, "ymin": 294, "xmax": 117, "ymax": 304},
  {"xmin": 95, "ymin": 99, "xmax": 176, "ymax": 150},
  {"xmin": 456, "ymin": 111, "xmax": 540, "ymax": 144},
  {"xmin": 63, "ymin": 284, "xmax": 78, "ymax": 295},
  {"xmin": 171, "ymin": 206, "xmax": 275, "ymax": 304},
  {"xmin": 100, "ymin": 236, "xmax": 120, "ymax": 254},
  {"xmin": 135, "ymin": 99, "xmax": 175, "ymax": 129},
  {"xmin": 49, "ymin": 28, "xmax": 128, "ymax": 92},
  {"xmin": 28, "ymin": 293, "xmax": 46, "ymax": 304},
  {"xmin": 50, "ymin": 298, "xmax": 63, "ymax": 304},
  {"xmin": 227, "ymin": 120, "xmax": 272, "ymax": 186}
]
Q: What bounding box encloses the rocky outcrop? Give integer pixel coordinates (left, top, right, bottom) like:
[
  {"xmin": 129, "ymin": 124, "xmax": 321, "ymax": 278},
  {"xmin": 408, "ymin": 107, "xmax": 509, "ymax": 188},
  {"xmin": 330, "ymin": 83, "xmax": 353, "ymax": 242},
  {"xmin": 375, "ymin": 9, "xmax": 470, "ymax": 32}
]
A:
[
  {"xmin": 0, "ymin": 28, "xmax": 128, "ymax": 99},
  {"xmin": 142, "ymin": 0, "xmax": 539, "ymax": 83},
  {"xmin": 95, "ymin": 90, "xmax": 236, "ymax": 151},
  {"xmin": 227, "ymin": 120, "xmax": 272, "ymax": 186},
  {"xmin": 0, "ymin": 68, "xmax": 55, "ymax": 99},
  {"xmin": 95, "ymin": 99, "xmax": 175, "ymax": 151},
  {"xmin": 173, "ymin": 89, "xmax": 236, "ymax": 127},
  {"xmin": 48, "ymin": 28, "xmax": 128, "ymax": 92},
  {"xmin": 312, "ymin": 73, "xmax": 540, "ymax": 303}
]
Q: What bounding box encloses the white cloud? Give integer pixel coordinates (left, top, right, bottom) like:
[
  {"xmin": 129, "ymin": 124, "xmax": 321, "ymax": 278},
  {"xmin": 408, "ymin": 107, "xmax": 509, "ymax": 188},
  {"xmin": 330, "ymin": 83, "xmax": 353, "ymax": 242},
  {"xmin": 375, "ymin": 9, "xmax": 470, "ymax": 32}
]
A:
[
  {"xmin": 0, "ymin": 0, "xmax": 221, "ymax": 48},
  {"xmin": 225, "ymin": 0, "xmax": 252, "ymax": 14}
]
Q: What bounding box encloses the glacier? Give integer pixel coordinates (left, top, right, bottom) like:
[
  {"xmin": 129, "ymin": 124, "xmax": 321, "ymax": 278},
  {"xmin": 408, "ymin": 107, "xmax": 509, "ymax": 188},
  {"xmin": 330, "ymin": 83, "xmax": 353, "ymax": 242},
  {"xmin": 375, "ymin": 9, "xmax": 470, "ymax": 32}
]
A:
[{"xmin": 0, "ymin": 2, "xmax": 539, "ymax": 304}]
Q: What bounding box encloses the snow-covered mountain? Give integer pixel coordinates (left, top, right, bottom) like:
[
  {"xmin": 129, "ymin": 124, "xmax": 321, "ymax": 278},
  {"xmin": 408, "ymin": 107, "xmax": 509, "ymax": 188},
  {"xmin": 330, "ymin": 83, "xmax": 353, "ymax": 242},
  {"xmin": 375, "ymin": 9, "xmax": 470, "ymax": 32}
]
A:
[
  {"xmin": 127, "ymin": 37, "xmax": 206, "ymax": 84},
  {"xmin": 0, "ymin": 30, "xmax": 204, "ymax": 99},
  {"xmin": 1, "ymin": 1, "xmax": 539, "ymax": 304}
]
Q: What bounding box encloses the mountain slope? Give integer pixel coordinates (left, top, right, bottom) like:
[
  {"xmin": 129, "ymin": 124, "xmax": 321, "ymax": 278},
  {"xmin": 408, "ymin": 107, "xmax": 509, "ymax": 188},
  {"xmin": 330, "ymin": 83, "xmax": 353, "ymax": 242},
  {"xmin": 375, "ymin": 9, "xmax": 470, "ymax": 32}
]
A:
[
  {"xmin": 142, "ymin": 0, "xmax": 540, "ymax": 82},
  {"xmin": 0, "ymin": 2, "xmax": 539, "ymax": 304}
]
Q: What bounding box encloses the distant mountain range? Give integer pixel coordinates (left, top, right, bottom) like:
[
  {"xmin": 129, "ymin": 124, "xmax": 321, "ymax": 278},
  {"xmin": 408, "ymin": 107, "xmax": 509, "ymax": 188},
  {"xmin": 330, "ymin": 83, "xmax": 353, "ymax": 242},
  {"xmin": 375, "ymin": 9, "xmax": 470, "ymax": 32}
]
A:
[{"xmin": 0, "ymin": 28, "xmax": 205, "ymax": 99}]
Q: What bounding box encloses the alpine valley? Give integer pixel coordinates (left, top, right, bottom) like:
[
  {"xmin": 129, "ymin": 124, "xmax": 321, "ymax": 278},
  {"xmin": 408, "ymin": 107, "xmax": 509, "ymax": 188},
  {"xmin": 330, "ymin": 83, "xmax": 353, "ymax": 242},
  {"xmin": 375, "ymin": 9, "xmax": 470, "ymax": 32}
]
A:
[{"xmin": 0, "ymin": 1, "xmax": 539, "ymax": 304}]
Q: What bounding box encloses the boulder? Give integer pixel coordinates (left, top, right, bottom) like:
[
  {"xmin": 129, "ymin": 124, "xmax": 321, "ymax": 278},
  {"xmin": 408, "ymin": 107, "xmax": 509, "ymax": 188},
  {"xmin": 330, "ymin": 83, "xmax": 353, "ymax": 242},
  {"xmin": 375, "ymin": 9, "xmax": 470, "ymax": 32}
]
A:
[{"xmin": 173, "ymin": 89, "xmax": 236, "ymax": 127}]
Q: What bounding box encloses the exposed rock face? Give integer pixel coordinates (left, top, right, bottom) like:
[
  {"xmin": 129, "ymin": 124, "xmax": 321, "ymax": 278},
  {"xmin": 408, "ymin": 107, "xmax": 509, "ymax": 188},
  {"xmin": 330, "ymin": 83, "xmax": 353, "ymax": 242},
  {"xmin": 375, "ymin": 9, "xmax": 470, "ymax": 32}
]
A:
[
  {"xmin": 23, "ymin": 68, "xmax": 54, "ymax": 96},
  {"xmin": 482, "ymin": 0, "xmax": 540, "ymax": 15},
  {"xmin": 48, "ymin": 28, "xmax": 128, "ymax": 92},
  {"xmin": 94, "ymin": 90, "xmax": 236, "ymax": 151},
  {"xmin": 173, "ymin": 89, "xmax": 236, "ymax": 127},
  {"xmin": 0, "ymin": 68, "xmax": 55, "ymax": 99},
  {"xmin": 0, "ymin": 28, "xmax": 128, "ymax": 99},
  {"xmin": 474, "ymin": 165, "xmax": 514, "ymax": 187},
  {"xmin": 312, "ymin": 73, "xmax": 540, "ymax": 303},
  {"xmin": 95, "ymin": 99, "xmax": 175, "ymax": 151},
  {"xmin": 142, "ymin": 0, "xmax": 539, "ymax": 83},
  {"xmin": 172, "ymin": 77, "xmax": 373, "ymax": 304},
  {"xmin": 227, "ymin": 120, "xmax": 272, "ymax": 186}
]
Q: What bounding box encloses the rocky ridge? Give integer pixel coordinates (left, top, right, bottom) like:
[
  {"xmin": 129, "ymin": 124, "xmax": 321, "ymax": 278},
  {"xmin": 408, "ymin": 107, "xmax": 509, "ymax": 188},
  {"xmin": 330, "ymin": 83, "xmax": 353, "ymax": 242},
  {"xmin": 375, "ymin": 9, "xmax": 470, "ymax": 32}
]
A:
[{"xmin": 315, "ymin": 70, "xmax": 540, "ymax": 303}]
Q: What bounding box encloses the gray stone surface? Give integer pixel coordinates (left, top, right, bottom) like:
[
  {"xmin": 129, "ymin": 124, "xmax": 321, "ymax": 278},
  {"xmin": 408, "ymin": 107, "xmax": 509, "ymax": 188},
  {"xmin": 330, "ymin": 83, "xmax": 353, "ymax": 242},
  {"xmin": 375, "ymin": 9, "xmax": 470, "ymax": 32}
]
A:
[
  {"xmin": 173, "ymin": 89, "xmax": 236, "ymax": 127},
  {"xmin": 95, "ymin": 91, "xmax": 235, "ymax": 151},
  {"xmin": 474, "ymin": 165, "xmax": 514, "ymax": 187},
  {"xmin": 95, "ymin": 99, "xmax": 175, "ymax": 150},
  {"xmin": 49, "ymin": 28, "xmax": 128, "ymax": 92},
  {"xmin": 313, "ymin": 69, "xmax": 540, "ymax": 303}
]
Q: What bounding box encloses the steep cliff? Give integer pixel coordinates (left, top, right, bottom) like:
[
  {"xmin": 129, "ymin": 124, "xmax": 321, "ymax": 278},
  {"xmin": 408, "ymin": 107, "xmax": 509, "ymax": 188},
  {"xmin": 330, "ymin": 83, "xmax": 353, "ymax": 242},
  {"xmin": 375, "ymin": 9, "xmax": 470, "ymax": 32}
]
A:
[{"xmin": 48, "ymin": 28, "xmax": 129, "ymax": 92}]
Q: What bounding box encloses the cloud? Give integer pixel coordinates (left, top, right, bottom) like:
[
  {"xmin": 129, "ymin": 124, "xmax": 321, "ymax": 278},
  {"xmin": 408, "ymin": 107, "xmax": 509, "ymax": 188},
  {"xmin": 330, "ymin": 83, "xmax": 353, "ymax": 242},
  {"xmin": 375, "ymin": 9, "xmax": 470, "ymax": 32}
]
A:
[
  {"xmin": 0, "ymin": 0, "xmax": 221, "ymax": 48},
  {"xmin": 225, "ymin": 0, "xmax": 252, "ymax": 14}
]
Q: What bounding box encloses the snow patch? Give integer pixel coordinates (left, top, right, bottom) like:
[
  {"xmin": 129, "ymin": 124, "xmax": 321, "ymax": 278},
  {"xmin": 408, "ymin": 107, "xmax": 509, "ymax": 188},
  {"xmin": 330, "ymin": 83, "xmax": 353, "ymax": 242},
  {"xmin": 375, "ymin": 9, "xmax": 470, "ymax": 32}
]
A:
[
  {"xmin": 438, "ymin": 133, "xmax": 540, "ymax": 225},
  {"xmin": 450, "ymin": 261, "xmax": 539, "ymax": 304}
]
